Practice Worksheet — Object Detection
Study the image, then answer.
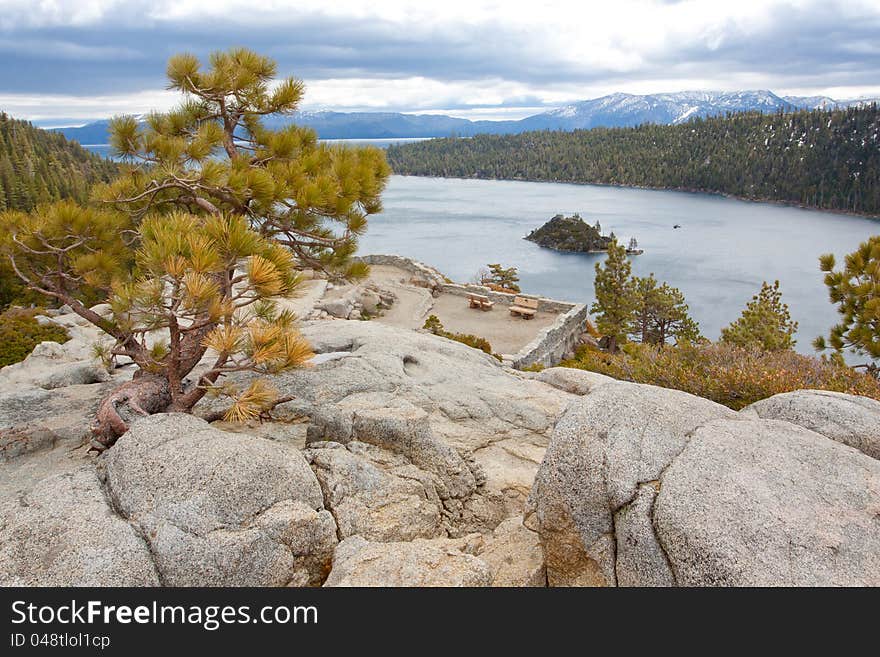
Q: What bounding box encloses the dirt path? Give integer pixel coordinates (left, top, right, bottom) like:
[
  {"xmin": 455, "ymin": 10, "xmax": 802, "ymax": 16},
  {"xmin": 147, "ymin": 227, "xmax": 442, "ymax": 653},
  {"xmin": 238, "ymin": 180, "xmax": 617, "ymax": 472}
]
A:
[{"xmin": 366, "ymin": 266, "xmax": 435, "ymax": 329}]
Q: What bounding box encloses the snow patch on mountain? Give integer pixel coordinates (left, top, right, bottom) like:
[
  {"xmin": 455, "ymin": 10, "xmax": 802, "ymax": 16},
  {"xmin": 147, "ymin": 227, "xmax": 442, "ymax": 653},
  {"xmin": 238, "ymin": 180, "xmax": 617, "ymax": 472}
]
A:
[{"xmin": 50, "ymin": 90, "xmax": 880, "ymax": 146}]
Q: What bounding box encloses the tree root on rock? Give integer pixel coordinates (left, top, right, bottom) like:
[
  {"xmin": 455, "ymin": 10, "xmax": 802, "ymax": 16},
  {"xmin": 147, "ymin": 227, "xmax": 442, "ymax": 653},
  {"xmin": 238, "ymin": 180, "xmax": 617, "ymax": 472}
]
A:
[{"xmin": 89, "ymin": 374, "xmax": 172, "ymax": 452}]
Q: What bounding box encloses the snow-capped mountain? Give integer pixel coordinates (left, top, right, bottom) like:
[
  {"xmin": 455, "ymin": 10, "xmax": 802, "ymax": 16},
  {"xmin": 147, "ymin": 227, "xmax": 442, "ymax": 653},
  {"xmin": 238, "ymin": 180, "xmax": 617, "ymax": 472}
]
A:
[
  {"xmin": 783, "ymin": 95, "xmax": 838, "ymax": 110},
  {"xmin": 49, "ymin": 90, "xmax": 879, "ymax": 147},
  {"xmin": 517, "ymin": 90, "xmax": 800, "ymax": 131}
]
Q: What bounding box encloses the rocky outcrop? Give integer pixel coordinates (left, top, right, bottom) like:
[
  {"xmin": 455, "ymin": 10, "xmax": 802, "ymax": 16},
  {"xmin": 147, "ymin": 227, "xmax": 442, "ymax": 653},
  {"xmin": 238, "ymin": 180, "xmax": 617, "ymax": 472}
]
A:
[
  {"xmin": 0, "ymin": 307, "xmax": 129, "ymax": 461},
  {"xmin": 525, "ymin": 381, "xmax": 737, "ymax": 585},
  {"xmin": 306, "ymin": 395, "xmax": 478, "ymax": 501},
  {"xmin": 3, "ymin": 310, "xmax": 880, "ymax": 588},
  {"xmin": 316, "ymin": 297, "xmax": 356, "ymax": 320},
  {"xmin": 534, "ymin": 367, "xmax": 616, "ymax": 396},
  {"xmin": 357, "ymin": 254, "xmax": 448, "ymax": 290},
  {"xmin": 102, "ymin": 414, "xmax": 338, "ymax": 586},
  {"xmin": 0, "ymin": 467, "xmax": 159, "ymax": 586},
  {"xmin": 0, "ymin": 384, "xmax": 116, "ymax": 461},
  {"xmin": 744, "ymin": 389, "xmax": 880, "ymax": 460},
  {"xmin": 321, "ymin": 513, "xmax": 544, "ymax": 587},
  {"xmin": 303, "ymin": 440, "xmax": 445, "ymax": 542},
  {"xmin": 0, "ymin": 317, "xmax": 570, "ymax": 586},
  {"xmin": 476, "ymin": 516, "xmax": 546, "ymax": 586},
  {"xmin": 654, "ymin": 418, "xmax": 880, "ymax": 586},
  {"xmin": 1, "ymin": 340, "xmax": 111, "ymax": 391},
  {"xmin": 240, "ymin": 320, "xmax": 572, "ymax": 534},
  {"xmin": 526, "ymin": 382, "xmax": 880, "ymax": 587},
  {"xmin": 324, "ymin": 535, "xmax": 492, "ymax": 587},
  {"xmin": 34, "ymin": 361, "xmax": 110, "ymax": 390},
  {"xmin": 312, "ymin": 282, "xmax": 396, "ymax": 320}
]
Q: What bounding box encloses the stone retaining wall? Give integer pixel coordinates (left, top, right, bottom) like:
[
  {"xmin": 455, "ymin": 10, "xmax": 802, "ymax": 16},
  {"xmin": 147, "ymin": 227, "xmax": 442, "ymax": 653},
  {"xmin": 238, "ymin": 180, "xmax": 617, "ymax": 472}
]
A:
[
  {"xmin": 359, "ymin": 254, "xmax": 588, "ymax": 369},
  {"xmin": 505, "ymin": 302, "xmax": 589, "ymax": 369},
  {"xmin": 357, "ymin": 254, "xmax": 448, "ymax": 287}
]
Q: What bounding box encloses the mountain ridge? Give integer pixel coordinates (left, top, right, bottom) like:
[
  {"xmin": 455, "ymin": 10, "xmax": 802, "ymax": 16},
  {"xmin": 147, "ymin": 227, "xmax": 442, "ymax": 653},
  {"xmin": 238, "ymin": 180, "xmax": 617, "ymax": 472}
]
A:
[{"xmin": 47, "ymin": 89, "xmax": 880, "ymax": 145}]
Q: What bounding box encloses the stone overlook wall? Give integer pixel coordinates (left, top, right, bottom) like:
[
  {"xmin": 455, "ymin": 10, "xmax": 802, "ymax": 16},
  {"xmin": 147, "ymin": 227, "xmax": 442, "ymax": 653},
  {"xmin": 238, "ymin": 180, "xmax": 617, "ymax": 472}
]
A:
[
  {"xmin": 356, "ymin": 254, "xmax": 449, "ymax": 287},
  {"xmin": 507, "ymin": 303, "xmax": 589, "ymax": 369},
  {"xmin": 358, "ymin": 254, "xmax": 588, "ymax": 369}
]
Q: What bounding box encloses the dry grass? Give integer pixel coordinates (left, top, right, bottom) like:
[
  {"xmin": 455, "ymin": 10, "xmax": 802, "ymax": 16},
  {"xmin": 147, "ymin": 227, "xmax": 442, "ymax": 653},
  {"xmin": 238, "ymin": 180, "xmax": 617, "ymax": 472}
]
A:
[{"xmin": 562, "ymin": 342, "xmax": 880, "ymax": 410}]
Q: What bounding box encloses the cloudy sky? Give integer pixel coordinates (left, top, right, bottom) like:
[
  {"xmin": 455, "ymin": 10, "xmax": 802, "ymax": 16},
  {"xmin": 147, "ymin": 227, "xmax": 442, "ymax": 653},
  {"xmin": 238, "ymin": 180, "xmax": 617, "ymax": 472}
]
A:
[{"xmin": 1, "ymin": 0, "xmax": 879, "ymax": 125}]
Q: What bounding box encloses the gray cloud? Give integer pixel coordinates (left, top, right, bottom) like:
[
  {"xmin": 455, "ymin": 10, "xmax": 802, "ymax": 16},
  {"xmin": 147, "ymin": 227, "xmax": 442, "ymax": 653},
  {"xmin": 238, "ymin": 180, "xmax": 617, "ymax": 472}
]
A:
[{"xmin": 1, "ymin": 1, "xmax": 878, "ymax": 117}]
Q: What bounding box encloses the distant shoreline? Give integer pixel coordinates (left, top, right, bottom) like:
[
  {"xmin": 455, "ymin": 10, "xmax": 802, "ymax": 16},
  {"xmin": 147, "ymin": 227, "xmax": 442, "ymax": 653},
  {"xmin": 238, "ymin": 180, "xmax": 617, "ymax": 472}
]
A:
[{"xmin": 390, "ymin": 173, "xmax": 880, "ymax": 222}]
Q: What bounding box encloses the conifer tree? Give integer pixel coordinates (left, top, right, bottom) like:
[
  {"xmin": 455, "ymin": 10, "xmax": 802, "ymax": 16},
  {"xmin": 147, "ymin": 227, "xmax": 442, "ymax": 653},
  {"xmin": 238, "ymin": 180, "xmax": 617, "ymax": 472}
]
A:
[
  {"xmin": 98, "ymin": 48, "xmax": 390, "ymax": 279},
  {"xmin": 0, "ymin": 48, "xmax": 390, "ymax": 448},
  {"xmin": 0, "ymin": 112, "xmax": 117, "ymax": 212},
  {"xmin": 590, "ymin": 238, "xmax": 636, "ymax": 352},
  {"xmin": 814, "ymin": 237, "xmax": 880, "ymax": 377},
  {"xmin": 386, "ymin": 104, "xmax": 880, "ymax": 215},
  {"xmin": 629, "ymin": 273, "xmax": 701, "ymax": 345},
  {"xmin": 720, "ymin": 280, "xmax": 798, "ymax": 352},
  {"xmin": 0, "ymin": 203, "xmax": 314, "ymax": 449},
  {"xmin": 482, "ymin": 263, "xmax": 521, "ymax": 292}
]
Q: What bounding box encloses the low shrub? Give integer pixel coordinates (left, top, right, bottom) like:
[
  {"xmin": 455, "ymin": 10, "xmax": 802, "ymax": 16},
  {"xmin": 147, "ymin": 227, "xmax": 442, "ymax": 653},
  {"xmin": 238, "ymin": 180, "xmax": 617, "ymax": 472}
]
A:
[
  {"xmin": 423, "ymin": 314, "xmax": 444, "ymax": 334},
  {"xmin": 0, "ymin": 261, "xmax": 45, "ymax": 310},
  {"xmin": 449, "ymin": 332, "xmax": 493, "ymax": 354},
  {"xmin": 0, "ymin": 307, "xmax": 70, "ymax": 368},
  {"xmin": 561, "ymin": 341, "xmax": 880, "ymax": 410},
  {"xmin": 423, "ymin": 314, "xmax": 494, "ymax": 355}
]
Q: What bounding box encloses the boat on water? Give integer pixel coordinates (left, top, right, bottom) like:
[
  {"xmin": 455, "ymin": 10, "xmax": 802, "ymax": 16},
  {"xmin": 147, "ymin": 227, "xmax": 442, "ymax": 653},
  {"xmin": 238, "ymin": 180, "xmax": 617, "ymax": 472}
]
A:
[{"xmin": 626, "ymin": 237, "xmax": 644, "ymax": 255}]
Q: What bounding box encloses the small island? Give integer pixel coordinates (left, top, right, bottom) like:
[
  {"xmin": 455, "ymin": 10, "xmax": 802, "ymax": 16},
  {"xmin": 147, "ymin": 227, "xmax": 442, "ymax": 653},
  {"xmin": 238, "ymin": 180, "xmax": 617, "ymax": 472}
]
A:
[{"xmin": 525, "ymin": 213, "xmax": 643, "ymax": 255}]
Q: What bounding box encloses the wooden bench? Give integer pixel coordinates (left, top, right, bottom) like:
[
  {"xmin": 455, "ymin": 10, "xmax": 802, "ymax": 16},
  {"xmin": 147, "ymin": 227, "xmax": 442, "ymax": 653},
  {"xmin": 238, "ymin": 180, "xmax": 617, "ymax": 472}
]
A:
[
  {"xmin": 509, "ymin": 296, "xmax": 539, "ymax": 319},
  {"xmin": 467, "ymin": 292, "xmax": 494, "ymax": 311}
]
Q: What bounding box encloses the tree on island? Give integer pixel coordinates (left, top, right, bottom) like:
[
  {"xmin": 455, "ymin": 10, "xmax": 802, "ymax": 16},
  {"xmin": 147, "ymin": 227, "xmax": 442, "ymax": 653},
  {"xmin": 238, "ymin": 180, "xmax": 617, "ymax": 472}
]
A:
[
  {"xmin": 814, "ymin": 236, "xmax": 880, "ymax": 378},
  {"xmin": 590, "ymin": 239, "xmax": 636, "ymax": 352},
  {"xmin": 0, "ymin": 48, "xmax": 390, "ymax": 449},
  {"xmin": 720, "ymin": 280, "xmax": 798, "ymax": 352}
]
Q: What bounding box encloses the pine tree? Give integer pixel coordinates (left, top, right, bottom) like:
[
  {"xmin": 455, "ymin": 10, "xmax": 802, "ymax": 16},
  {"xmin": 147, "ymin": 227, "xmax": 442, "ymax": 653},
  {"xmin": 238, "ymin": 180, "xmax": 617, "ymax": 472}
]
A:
[
  {"xmin": 98, "ymin": 47, "xmax": 390, "ymax": 279},
  {"xmin": 1, "ymin": 48, "xmax": 391, "ymax": 448},
  {"xmin": 814, "ymin": 236, "xmax": 880, "ymax": 376},
  {"xmin": 590, "ymin": 238, "xmax": 636, "ymax": 352},
  {"xmin": 482, "ymin": 263, "xmax": 521, "ymax": 292},
  {"xmin": 720, "ymin": 280, "xmax": 798, "ymax": 351},
  {"xmin": 629, "ymin": 273, "xmax": 701, "ymax": 345},
  {"xmin": 387, "ymin": 104, "xmax": 880, "ymax": 215},
  {"xmin": 0, "ymin": 203, "xmax": 314, "ymax": 449}
]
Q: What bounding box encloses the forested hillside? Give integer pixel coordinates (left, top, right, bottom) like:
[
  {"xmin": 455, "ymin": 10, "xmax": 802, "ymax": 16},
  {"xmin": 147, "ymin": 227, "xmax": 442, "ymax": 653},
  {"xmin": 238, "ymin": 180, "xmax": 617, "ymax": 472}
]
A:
[
  {"xmin": 387, "ymin": 105, "xmax": 880, "ymax": 215},
  {"xmin": 0, "ymin": 112, "xmax": 118, "ymax": 212}
]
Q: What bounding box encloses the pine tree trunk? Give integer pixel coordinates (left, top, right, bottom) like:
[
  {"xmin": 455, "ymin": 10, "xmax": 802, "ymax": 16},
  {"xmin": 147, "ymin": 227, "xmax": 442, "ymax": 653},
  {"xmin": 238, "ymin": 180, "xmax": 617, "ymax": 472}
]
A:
[
  {"xmin": 87, "ymin": 320, "xmax": 218, "ymax": 451},
  {"xmin": 89, "ymin": 372, "xmax": 173, "ymax": 451}
]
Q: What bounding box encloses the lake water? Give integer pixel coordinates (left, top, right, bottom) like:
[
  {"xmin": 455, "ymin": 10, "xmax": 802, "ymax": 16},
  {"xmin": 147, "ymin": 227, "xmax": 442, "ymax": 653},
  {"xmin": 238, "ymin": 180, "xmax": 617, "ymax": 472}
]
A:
[{"xmin": 359, "ymin": 175, "xmax": 880, "ymax": 355}]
